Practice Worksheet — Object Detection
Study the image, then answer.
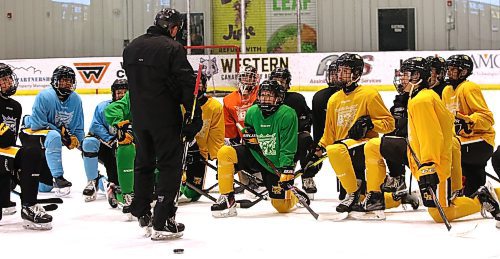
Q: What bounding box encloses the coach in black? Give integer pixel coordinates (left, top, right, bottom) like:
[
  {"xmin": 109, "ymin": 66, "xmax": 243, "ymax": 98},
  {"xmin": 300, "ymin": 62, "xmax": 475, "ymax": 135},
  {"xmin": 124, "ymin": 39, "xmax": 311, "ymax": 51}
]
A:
[{"xmin": 122, "ymin": 8, "xmax": 202, "ymax": 240}]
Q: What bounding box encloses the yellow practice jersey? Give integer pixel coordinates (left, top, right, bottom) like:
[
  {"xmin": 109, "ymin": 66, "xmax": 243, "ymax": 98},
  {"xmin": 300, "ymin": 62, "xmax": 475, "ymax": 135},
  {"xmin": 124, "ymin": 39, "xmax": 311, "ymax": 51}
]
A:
[
  {"xmin": 441, "ymin": 81, "xmax": 495, "ymax": 146},
  {"xmin": 408, "ymin": 89, "xmax": 454, "ymax": 179},
  {"xmin": 319, "ymin": 85, "xmax": 394, "ymax": 147},
  {"xmin": 196, "ymin": 97, "xmax": 225, "ymax": 160}
]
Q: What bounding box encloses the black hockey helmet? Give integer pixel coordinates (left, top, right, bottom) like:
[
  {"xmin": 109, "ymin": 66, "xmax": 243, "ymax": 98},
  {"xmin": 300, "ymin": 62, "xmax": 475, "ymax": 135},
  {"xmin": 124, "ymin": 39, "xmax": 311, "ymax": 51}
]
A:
[
  {"xmin": 325, "ymin": 62, "xmax": 339, "ymax": 88},
  {"xmin": 111, "ymin": 79, "xmax": 128, "ymax": 101},
  {"xmin": 336, "ymin": 53, "xmax": 364, "ymax": 93},
  {"xmin": 154, "ymin": 8, "xmax": 183, "ymax": 36},
  {"xmin": 269, "ymin": 67, "xmax": 292, "ymax": 90},
  {"xmin": 426, "ymin": 55, "xmax": 446, "ymax": 87},
  {"xmin": 446, "ymin": 54, "xmax": 474, "ymax": 84},
  {"xmin": 396, "ymin": 57, "xmax": 431, "ymax": 91},
  {"xmin": 238, "ymin": 65, "xmax": 259, "ymax": 99},
  {"xmin": 257, "ymin": 80, "xmax": 285, "ymax": 117},
  {"xmin": 194, "ymin": 70, "xmax": 208, "ymax": 99},
  {"xmin": 0, "ymin": 63, "xmax": 18, "ymax": 98},
  {"xmin": 51, "ymin": 65, "xmax": 76, "ymax": 97}
]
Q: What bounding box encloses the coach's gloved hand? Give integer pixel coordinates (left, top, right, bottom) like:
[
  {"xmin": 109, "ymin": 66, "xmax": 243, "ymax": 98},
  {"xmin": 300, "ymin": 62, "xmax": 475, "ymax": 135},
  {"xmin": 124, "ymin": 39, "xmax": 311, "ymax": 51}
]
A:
[
  {"xmin": 454, "ymin": 113, "xmax": 474, "ymax": 137},
  {"xmin": 279, "ymin": 166, "xmax": 295, "ymax": 190},
  {"xmin": 242, "ymin": 127, "xmax": 259, "ymax": 149},
  {"xmin": 60, "ymin": 126, "xmax": 79, "ymax": 149},
  {"xmin": 116, "ymin": 120, "xmax": 134, "ymax": 145},
  {"xmin": 182, "ymin": 113, "xmax": 203, "ymax": 142},
  {"xmin": 418, "ymin": 162, "xmax": 440, "ymax": 207},
  {"xmin": 348, "ymin": 115, "xmax": 374, "ymax": 140}
]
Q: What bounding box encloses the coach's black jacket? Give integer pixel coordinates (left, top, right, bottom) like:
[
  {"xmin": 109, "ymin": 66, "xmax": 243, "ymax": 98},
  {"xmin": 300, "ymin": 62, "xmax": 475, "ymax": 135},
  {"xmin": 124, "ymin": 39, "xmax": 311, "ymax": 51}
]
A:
[{"xmin": 123, "ymin": 26, "xmax": 198, "ymax": 129}]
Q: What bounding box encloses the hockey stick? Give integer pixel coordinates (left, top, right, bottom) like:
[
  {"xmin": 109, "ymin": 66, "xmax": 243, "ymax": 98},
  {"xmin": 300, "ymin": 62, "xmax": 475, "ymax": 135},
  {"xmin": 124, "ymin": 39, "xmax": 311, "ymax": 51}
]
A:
[
  {"xmin": 177, "ymin": 64, "xmax": 203, "ymax": 205},
  {"xmin": 406, "ymin": 140, "xmax": 452, "ymax": 231},
  {"xmin": 201, "ymin": 160, "xmax": 269, "ymax": 208},
  {"xmin": 10, "ymin": 190, "xmax": 61, "ymax": 211},
  {"xmin": 486, "ymin": 172, "xmax": 500, "ymax": 184},
  {"xmin": 294, "ymin": 152, "xmax": 327, "ymax": 179}
]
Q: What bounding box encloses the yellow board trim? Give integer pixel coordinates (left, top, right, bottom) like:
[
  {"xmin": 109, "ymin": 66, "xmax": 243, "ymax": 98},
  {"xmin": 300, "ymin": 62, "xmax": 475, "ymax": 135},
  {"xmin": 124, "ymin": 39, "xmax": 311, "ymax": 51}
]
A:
[{"xmin": 13, "ymin": 84, "xmax": 500, "ymax": 96}]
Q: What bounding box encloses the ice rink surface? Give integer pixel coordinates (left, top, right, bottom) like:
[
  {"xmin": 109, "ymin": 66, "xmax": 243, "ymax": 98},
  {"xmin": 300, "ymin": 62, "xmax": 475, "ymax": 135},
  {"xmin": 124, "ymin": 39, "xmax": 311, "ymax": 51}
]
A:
[{"xmin": 1, "ymin": 91, "xmax": 499, "ymax": 258}]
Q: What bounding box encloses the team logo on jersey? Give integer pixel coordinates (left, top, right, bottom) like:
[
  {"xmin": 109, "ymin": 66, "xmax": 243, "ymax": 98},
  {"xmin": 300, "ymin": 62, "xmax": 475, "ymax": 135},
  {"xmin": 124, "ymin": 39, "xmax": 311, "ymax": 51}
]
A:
[
  {"xmin": 336, "ymin": 104, "xmax": 358, "ymax": 128},
  {"xmin": 445, "ymin": 97, "xmax": 460, "ymax": 114},
  {"xmin": 55, "ymin": 111, "xmax": 74, "ymax": 129},
  {"xmin": 73, "ymin": 62, "xmax": 111, "ymax": 84},
  {"xmin": 1, "ymin": 115, "xmax": 17, "ymax": 133},
  {"xmin": 199, "ymin": 57, "xmax": 219, "ymax": 78},
  {"xmin": 258, "ymin": 133, "xmax": 276, "ymax": 156}
]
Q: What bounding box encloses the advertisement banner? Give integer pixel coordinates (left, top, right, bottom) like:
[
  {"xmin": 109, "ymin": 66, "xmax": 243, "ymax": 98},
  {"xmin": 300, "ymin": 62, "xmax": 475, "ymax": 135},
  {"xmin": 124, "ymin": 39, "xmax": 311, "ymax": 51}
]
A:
[
  {"xmin": 3, "ymin": 50, "xmax": 500, "ymax": 95},
  {"xmin": 266, "ymin": 0, "xmax": 318, "ymax": 53},
  {"xmin": 212, "ymin": 0, "xmax": 267, "ymax": 54}
]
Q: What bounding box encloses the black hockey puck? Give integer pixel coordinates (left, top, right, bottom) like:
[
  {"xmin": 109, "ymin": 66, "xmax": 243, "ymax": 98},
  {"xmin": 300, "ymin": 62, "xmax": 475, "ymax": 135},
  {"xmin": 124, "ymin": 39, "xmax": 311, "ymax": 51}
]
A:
[{"xmin": 173, "ymin": 249, "xmax": 184, "ymax": 254}]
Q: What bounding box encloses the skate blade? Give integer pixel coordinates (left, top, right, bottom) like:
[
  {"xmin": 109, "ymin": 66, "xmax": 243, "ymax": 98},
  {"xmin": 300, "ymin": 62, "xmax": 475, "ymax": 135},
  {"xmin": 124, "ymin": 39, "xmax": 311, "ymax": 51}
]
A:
[
  {"xmin": 306, "ymin": 192, "xmax": 315, "ymax": 201},
  {"xmin": 211, "ymin": 208, "xmax": 237, "ymax": 218},
  {"xmin": 319, "ymin": 212, "xmax": 349, "ymax": 221},
  {"xmin": 125, "ymin": 213, "xmax": 134, "ymax": 221},
  {"xmin": 22, "ymin": 220, "xmax": 52, "ymax": 230},
  {"xmin": 143, "ymin": 226, "xmax": 153, "ymax": 238},
  {"xmin": 84, "ymin": 195, "xmax": 97, "ymax": 202},
  {"xmin": 151, "ymin": 231, "xmax": 183, "ymax": 241},
  {"xmin": 55, "ymin": 187, "xmax": 71, "ymax": 197},
  {"xmin": 496, "ymin": 221, "xmax": 500, "ymax": 229},
  {"xmin": 350, "ymin": 210, "xmax": 386, "ymax": 221},
  {"xmin": 2, "ymin": 207, "xmax": 17, "ymax": 215}
]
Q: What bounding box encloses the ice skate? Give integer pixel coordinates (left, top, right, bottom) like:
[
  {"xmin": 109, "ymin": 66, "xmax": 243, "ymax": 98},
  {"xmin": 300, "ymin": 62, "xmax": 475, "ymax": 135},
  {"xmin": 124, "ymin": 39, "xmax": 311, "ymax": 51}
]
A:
[
  {"xmin": 351, "ymin": 191, "xmax": 386, "ymax": 220},
  {"xmin": 83, "ymin": 179, "xmax": 97, "ymax": 202},
  {"xmin": 151, "ymin": 217, "xmax": 184, "ymax": 241},
  {"xmin": 53, "ymin": 176, "xmax": 72, "ymax": 197},
  {"xmin": 21, "ymin": 204, "xmax": 53, "ymax": 230},
  {"xmin": 2, "ymin": 201, "xmax": 16, "ymax": 215},
  {"xmin": 211, "ymin": 192, "xmax": 237, "ymax": 218},
  {"xmin": 302, "ymin": 177, "xmax": 317, "ymax": 200}
]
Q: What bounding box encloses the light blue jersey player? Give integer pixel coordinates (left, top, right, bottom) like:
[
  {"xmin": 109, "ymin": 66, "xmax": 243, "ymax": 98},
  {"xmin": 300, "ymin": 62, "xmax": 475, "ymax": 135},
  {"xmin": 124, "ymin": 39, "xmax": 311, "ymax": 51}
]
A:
[
  {"xmin": 81, "ymin": 79, "xmax": 128, "ymax": 206},
  {"xmin": 20, "ymin": 65, "xmax": 84, "ymax": 197}
]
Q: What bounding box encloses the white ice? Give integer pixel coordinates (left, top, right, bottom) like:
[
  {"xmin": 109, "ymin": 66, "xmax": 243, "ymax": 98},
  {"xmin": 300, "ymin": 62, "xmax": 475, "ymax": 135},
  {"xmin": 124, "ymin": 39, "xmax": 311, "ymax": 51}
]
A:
[{"xmin": 1, "ymin": 91, "xmax": 499, "ymax": 259}]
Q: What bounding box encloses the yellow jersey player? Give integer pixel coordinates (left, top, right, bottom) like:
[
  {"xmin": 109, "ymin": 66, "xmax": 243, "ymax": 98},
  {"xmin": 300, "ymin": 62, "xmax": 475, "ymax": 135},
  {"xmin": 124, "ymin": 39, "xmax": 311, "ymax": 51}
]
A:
[
  {"xmin": 403, "ymin": 57, "xmax": 499, "ymax": 227},
  {"xmin": 179, "ymin": 72, "xmax": 225, "ymax": 203},
  {"xmin": 317, "ymin": 53, "xmax": 395, "ymax": 214},
  {"xmin": 442, "ymin": 54, "xmax": 495, "ymax": 197}
]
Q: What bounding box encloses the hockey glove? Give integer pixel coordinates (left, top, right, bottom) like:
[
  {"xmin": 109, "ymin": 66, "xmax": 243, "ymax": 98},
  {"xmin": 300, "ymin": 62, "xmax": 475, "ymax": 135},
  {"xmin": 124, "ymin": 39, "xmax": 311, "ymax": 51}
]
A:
[
  {"xmin": 60, "ymin": 126, "xmax": 79, "ymax": 149},
  {"xmin": 116, "ymin": 120, "xmax": 134, "ymax": 145},
  {"xmin": 454, "ymin": 113, "xmax": 474, "ymax": 137},
  {"xmin": 417, "ymin": 163, "xmax": 440, "ymax": 208},
  {"xmin": 279, "ymin": 167, "xmax": 295, "ymax": 191},
  {"xmin": 303, "ymin": 145, "xmax": 325, "ymax": 177},
  {"xmin": 242, "ymin": 127, "xmax": 260, "ymax": 149},
  {"xmin": 348, "ymin": 115, "xmax": 374, "ymax": 140},
  {"xmin": 181, "ymin": 113, "xmax": 203, "ymax": 142}
]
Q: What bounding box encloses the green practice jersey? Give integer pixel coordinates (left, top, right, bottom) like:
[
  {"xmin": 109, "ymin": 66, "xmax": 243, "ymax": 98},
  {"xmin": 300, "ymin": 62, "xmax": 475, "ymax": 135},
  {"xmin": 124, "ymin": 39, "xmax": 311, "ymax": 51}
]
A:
[{"xmin": 245, "ymin": 104, "xmax": 298, "ymax": 173}]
